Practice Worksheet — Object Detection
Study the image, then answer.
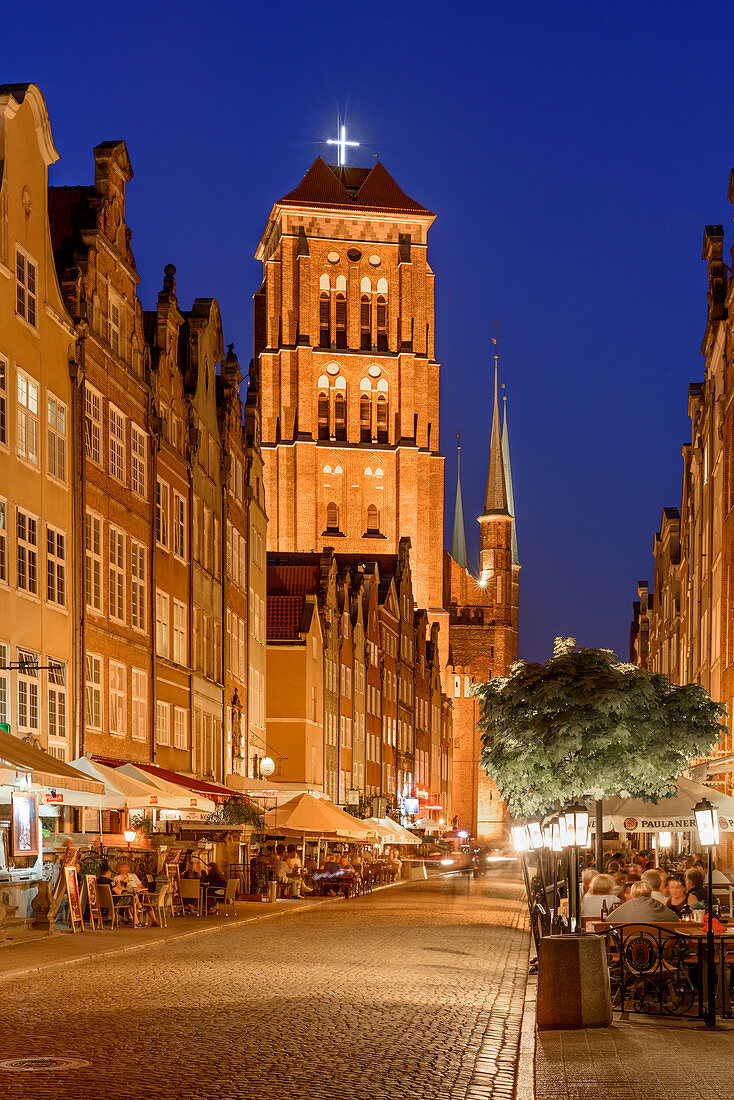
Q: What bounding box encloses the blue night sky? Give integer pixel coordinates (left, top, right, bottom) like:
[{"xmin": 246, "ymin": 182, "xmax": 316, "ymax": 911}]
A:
[{"xmin": 8, "ymin": 1, "xmax": 734, "ymax": 662}]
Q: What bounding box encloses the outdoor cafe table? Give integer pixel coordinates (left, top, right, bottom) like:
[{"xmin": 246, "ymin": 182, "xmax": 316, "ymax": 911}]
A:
[{"xmin": 591, "ymin": 920, "xmax": 734, "ymax": 1017}]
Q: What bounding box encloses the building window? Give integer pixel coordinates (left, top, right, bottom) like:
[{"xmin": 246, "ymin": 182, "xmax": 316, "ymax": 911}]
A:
[
  {"xmin": 109, "ymin": 405, "xmax": 125, "ymax": 482},
  {"xmin": 47, "ymin": 394, "xmax": 66, "ymax": 482},
  {"xmin": 17, "ymin": 509, "xmax": 38, "ymax": 596},
  {"xmin": 361, "ymin": 295, "xmax": 372, "ymax": 350},
  {"xmin": 0, "ymin": 355, "xmax": 7, "ymax": 448},
  {"xmin": 193, "ymin": 608, "xmax": 201, "ymax": 671},
  {"xmin": 376, "ymin": 393, "xmax": 388, "ymax": 443},
  {"xmin": 84, "ymin": 385, "xmax": 102, "ymax": 465},
  {"xmin": 131, "ymin": 541, "xmax": 146, "ymax": 630},
  {"xmin": 319, "ymin": 292, "xmax": 331, "ymax": 348},
  {"xmin": 156, "ymin": 590, "xmax": 170, "ymax": 659},
  {"xmin": 16, "ymin": 649, "xmax": 39, "ymax": 736},
  {"xmin": 326, "ymin": 501, "xmax": 339, "ymax": 532},
  {"xmin": 192, "ymin": 498, "xmax": 200, "ymax": 562},
  {"xmin": 109, "ymin": 527, "xmax": 125, "ymax": 621},
  {"xmin": 46, "ymin": 526, "xmax": 66, "ymax": 607},
  {"xmin": 335, "ymin": 294, "xmax": 347, "ymax": 349},
  {"xmin": 108, "ymin": 290, "xmax": 124, "ymax": 357},
  {"xmin": 214, "ymin": 621, "xmax": 222, "ymax": 678},
  {"xmin": 318, "ymin": 391, "xmax": 329, "ymax": 440},
  {"xmin": 47, "ymin": 660, "xmax": 67, "ymax": 753},
  {"xmin": 131, "ymin": 425, "xmax": 147, "ymax": 497},
  {"xmin": 132, "ymin": 668, "xmax": 147, "ymax": 741},
  {"xmin": 214, "ymin": 515, "xmax": 221, "ymax": 578},
  {"xmin": 334, "ymin": 393, "xmax": 346, "ymax": 441},
  {"xmin": 85, "ymin": 512, "xmax": 102, "ymax": 611},
  {"xmin": 0, "ymin": 499, "xmax": 7, "ymax": 584},
  {"xmin": 156, "ymin": 701, "xmax": 170, "ymax": 746},
  {"xmin": 15, "ymin": 247, "xmax": 37, "ymax": 327},
  {"xmin": 376, "ymin": 295, "xmax": 388, "ymax": 351},
  {"xmin": 203, "ymin": 507, "xmax": 212, "ymax": 573},
  {"xmin": 173, "ymin": 706, "xmax": 188, "ymax": 749},
  {"xmin": 156, "ymin": 479, "xmax": 169, "ymax": 547},
  {"xmin": 239, "ymin": 618, "xmax": 245, "ymax": 680},
  {"xmin": 173, "ymin": 599, "xmax": 187, "ymax": 665},
  {"xmin": 366, "ymin": 505, "xmax": 380, "ymax": 535},
  {"xmin": 173, "ymin": 492, "xmax": 186, "ymax": 560},
  {"xmin": 109, "ymin": 660, "xmax": 126, "ymax": 735},
  {"xmin": 85, "ymin": 653, "xmax": 102, "ymax": 729},
  {"xmin": 360, "ymin": 395, "xmax": 371, "ymax": 442},
  {"xmin": 16, "ymin": 370, "xmax": 39, "ymax": 465}
]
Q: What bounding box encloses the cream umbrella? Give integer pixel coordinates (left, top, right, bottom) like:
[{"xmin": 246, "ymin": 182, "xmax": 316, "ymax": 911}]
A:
[
  {"xmin": 263, "ymin": 792, "xmax": 375, "ymax": 838},
  {"xmin": 70, "ymin": 757, "xmax": 201, "ymax": 811},
  {"xmin": 115, "ymin": 763, "xmax": 217, "ymax": 813},
  {"xmin": 603, "ymin": 776, "xmax": 734, "ymax": 834}
]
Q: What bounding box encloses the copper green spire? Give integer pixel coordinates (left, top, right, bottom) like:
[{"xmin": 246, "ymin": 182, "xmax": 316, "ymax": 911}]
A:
[
  {"xmin": 451, "ymin": 433, "xmax": 468, "ymax": 569},
  {"xmin": 502, "ymin": 385, "xmax": 519, "ymax": 566}
]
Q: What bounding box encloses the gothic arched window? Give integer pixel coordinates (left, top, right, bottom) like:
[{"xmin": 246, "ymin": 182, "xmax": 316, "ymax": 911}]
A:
[
  {"xmin": 376, "ymin": 393, "xmax": 388, "ymax": 443},
  {"xmin": 361, "ymin": 295, "xmax": 372, "ymax": 350},
  {"xmin": 319, "ymin": 293, "xmax": 331, "ymax": 349},
  {"xmin": 376, "ymin": 295, "xmax": 387, "ymax": 351},
  {"xmin": 318, "ymin": 391, "xmax": 329, "ymax": 440},
  {"xmin": 335, "ymin": 294, "xmax": 347, "ymax": 349},
  {"xmin": 366, "ymin": 505, "xmax": 379, "ymax": 534},
  {"xmin": 334, "ymin": 392, "xmax": 346, "ymax": 441},
  {"xmin": 360, "ymin": 394, "xmax": 371, "ymax": 442},
  {"xmin": 326, "ymin": 501, "xmax": 339, "ymax": 531}
]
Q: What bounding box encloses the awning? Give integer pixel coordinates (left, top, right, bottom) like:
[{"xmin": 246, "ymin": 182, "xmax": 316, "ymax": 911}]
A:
[
  {"xmin": 112, "ymin": 763, "xmax": 217, "ymax": 813},
  {"xmin": 263, "ymin": 792, "xmax": 377, "ymax": 839},
  {"xmin": 363, "ymin": 817, "xmax": 422, "ymax": 846},
  {"xmin": 71, "ymin": 757, "xmax": 204, "ymax": 811},
  {"xmin": 95, "ymin": 757, "xmax": 232, "ymax": 805},
  {"xmin": 0, "ymin": 729, "xmax": 104, "ymax": 795},
  {"xmin": 603, "ymin": 777, "xmax": 734, "ymax": 835}
]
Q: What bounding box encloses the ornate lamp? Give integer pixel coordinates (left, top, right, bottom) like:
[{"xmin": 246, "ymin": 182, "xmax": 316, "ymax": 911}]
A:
[{"xmin": 694, "ymin": 796, "xmax": 719, "ymax": 1028}]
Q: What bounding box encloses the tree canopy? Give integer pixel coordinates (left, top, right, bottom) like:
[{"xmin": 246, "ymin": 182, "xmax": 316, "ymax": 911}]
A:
[{"xmin": 476, "ymin": 639, "xmax": 726, "ymax": 818}]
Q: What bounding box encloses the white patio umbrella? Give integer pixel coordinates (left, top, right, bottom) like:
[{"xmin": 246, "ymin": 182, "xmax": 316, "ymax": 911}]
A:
[
  {"xmin": 363, "ymin": 817, "xmax": 421, "ymax": 846},
  {"xmin": 603, "ymin": 776, "xmax": 734, "ymax": 836},
  {"xmin": 263, "ymin": 792, "xmax": 375, "ymax": 839},
  {"xmin": 70, "ymin": 757, "xmax": 202, "ymax": 811},
  {"xmin": 115, "ymin": 763, "xmax": 217, "ymax": 813}
]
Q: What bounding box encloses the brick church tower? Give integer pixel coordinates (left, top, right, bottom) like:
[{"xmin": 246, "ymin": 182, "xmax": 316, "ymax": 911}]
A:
[
  {"xmin": 253, "ymin": 157, "xmax": 445, "ymax": 621},
  {"xmin": 444, "ymin": 352, "xmax": 519, "ymax": 841}
]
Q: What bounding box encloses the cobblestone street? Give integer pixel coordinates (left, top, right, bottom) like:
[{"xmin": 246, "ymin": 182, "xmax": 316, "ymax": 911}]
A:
[{"xmin": 0, "ymin": 874, "xmax": 529, "ymax": 1100}]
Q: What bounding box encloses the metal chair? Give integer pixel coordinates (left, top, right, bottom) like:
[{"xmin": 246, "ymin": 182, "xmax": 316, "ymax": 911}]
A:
[
  {"xmin": 145, "ymin": 882, "xmax": 169, "ymax": 928},
  {"xmin": 96, "ymin": 883, "xmax": 135, "ymax": 929}
]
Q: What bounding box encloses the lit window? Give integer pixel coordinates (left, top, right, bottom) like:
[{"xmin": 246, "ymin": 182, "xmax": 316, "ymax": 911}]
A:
[
  {"xmin": 16, "ymin": 370, "xmax": 39, "ymax": 465},
  {"xmin": 156, "ymin": 479, "xmax": 169, "ymax": 547},
  {"xmin": 132, "ymin": 668, "xmax": 147, "ymax": 741},
  {"xmin": 17, "ymin": 509, "xmax": 38, "ymax": 595},
  {"xmin": 15, "ymin": 247, "xmax": 37, "ymax": 327},
  {"xmin": 47, "ymin": 394, "xmax": 66, "ymax": 482},
  {"xmin": 174, "ymin": 492, "xmax": 186, "ymax": 560},
  {"xmin": 131, "ymin": 425, "xmax": 147, "ymax": 496},
  {"xmin": 109, "ymin": 405, "xmax": 126, "ymax": 482},
  {"xmin": 84, "ymin": 385, "xmax": 102, "ymax": 465},
  {"xmin": 156, "ymin": 700, "xmax": 170, "ymax": 746},
  {"xmin": 109, "ymin": 661, "xmax": 126, "ymax": 735},
  {"xmin": 131, "ymin": 541, "xmax": 146, "ymax": 630},
  {"xmin": 174, "ymin": 706, "xmax": 188, "ymax": 749},
  {"xmin": 109, "ymin": 527, "xmax": 125, "ymax": 621},
  {"xmin": 85, "ymin": 512, "xmax": 102, "ymax": 611},
  {"xmin": 17, "ymin": 649, "xmax": 39, "ymax": 736},
  {"xmin": 85, "ymin": 653, "xmax": 102, "ymax": 729},
  {"xmin": 173, "ymin": 600, "xmax": 187, "ymax": 665},
  {"xmin": 47, "ymin": 659, "xmax": 67, "ymax": 755},
  {"xmin": 156, "ymin": 590, "xmax": 170, "ymax": 658}
]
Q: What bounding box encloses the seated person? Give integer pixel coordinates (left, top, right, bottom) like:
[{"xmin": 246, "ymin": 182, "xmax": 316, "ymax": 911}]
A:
[
  {"xmin": 362, "ymin": 849, "xmax": 374, "ymax": 867},
  {"xmin": 581, "ymin": 868, "xmax": 597, "ymax": 896},
  {"xmin": 580, "ymin": 874, "xmax": 619, "ymax": 919},
  {"xmin": 604, "ymin": 880, "xmax": 677, "ymax": 924},
  {"xmin": 97, "ymin": 862, "xmax": 117, "ymax": 890},
  {"xmin": 641, "ymin": 868, "xmax": 667, "ymax": 903},
  {"xmin": 285, "ymin": 845, "xmax": 302, "ymax": 870},
  {"xmin": 323, "ymin": 854, "xmax": 340, "ymax": 874},
  {"xmin": 611, "ymin": 872, "xmax": 627, "ymax": 897},
  {"xmin": 180, "ymin": 855, "xmax": 200, "ymax": 880},
  {"xmin": 667, "ymin": 878, "xmax": 692, "ymax": 917},
  {"xmin": 685, "ymin": 868, "xmax": 707, "ymax": 905}
]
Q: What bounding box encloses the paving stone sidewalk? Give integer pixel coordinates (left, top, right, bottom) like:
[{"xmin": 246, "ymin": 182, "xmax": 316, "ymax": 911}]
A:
[
  {"xmin": 0, "ymin": 873, "xmax": 530, "ymax": 1100},
  {"xmin": 535, "ymin": 1014, "xmax": 734, "ymax": 1100}
]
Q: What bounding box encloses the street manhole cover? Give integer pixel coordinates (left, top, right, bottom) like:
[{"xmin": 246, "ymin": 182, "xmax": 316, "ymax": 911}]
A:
[{"xmin": 0, "ymin": 1057, "xmax": 91, "ymax": 1072}]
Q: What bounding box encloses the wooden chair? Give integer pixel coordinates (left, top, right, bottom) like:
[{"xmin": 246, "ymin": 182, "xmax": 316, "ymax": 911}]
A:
[
  {"xmin": 179, "ymin": 877, "xmax": 202, "ymax": 916},
  {"xmin": 144, "ymin": 882, "xmax": 169, "ymax": 928},
  {"xmin": 96, "ymin": 883, "xmax": 134, "ymax": 929}
]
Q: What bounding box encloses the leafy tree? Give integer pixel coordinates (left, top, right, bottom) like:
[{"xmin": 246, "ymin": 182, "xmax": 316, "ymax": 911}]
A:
[
  {"xmin": 476, "ymin": 639, "xmax": 726, "ymax": 818},
  {"xmin": 207, "ymin": 797, "xmax": 264, "ymax": 832}
]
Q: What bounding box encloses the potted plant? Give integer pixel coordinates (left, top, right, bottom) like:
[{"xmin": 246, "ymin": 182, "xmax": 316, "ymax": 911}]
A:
[{"xmin": 690, "ymin": 900, "xmax": 706, "ymax": 923}]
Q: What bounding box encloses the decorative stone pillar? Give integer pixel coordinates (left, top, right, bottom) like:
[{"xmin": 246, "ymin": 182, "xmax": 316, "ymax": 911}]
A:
[{"xmin": 31, "ymin": 881, "xmax": 56, "ymax": 933}]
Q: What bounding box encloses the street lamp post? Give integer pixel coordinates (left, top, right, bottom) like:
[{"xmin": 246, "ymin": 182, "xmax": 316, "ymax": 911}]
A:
[
  {"xmin": 694, "ymin": 797, "xmax": 720, "ymax": 1028},
  {"xmin": 526, "ymin": 817, "xmax": 549, "ymax": 934},
  {"xmin": 562, "ymin": 801, "xmax": 589, "ymax": 932}
]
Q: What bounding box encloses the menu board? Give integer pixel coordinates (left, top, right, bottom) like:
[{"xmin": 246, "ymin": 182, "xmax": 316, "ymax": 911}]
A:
[
  {"xmin": 84, "ymin": 874, "xmax": 104, "ymax": 930},
  {"xmin": 64, "ymin": 867, "xmax": 84, "ymax": 933},
  {"xmin": 165, "ymin": 863, "xmax": 184, "ymax": 916},
  {"xmin": 11, "ymin": 792, "xmax": 39, "ymax": 858}
]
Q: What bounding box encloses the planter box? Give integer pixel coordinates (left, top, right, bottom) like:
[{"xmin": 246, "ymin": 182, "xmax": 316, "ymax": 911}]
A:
[{"xmin": 241, "ymin": 894, "xmax": 270, "ymax": 903}]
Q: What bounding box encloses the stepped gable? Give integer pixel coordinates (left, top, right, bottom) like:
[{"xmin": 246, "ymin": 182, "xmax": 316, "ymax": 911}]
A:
[{"xmin": 279, "ymin": 157, "xmax": 431, "ymax": 215}]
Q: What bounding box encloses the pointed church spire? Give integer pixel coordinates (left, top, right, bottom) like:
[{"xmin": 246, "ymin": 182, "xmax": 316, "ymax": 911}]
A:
[
  {"xmin": 502, "ymin": 385, "xmax": 519, "ymax": 565},
  {"xmin": 451, "ymin": 433, "xmax": 468, "ymax": 569},
  {"xmin": 483, "ymin": 331, "xmax": 509, "ymax": 516}
]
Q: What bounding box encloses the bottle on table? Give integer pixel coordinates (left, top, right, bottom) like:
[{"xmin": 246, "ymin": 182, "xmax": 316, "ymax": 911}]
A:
[{"xmin": 601, "ymin": 899, "xmax": 608, "ymax": 921}]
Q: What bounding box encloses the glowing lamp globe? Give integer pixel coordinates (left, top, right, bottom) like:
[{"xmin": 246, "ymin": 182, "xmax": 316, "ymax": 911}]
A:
[
  {"xmin": 123, "ymin": 829, "xmax": 136, "ymax": 844},
  {"xmin": 694, "ymin": 798, "xmax": 719, "ymax": 848},
  {"xmin": 259, "ymin": 757, "xmax": 276, "ymax": 779}
]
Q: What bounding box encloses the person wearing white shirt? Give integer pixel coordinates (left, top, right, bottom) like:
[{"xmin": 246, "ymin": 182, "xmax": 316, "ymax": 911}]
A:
[
  {"xmin": 580, "ymin": 874, "xmax": 619, "ymax": 921},
  {"xmin": 642, "ymin": 868, "xmax": 667, "ymax": 904}
]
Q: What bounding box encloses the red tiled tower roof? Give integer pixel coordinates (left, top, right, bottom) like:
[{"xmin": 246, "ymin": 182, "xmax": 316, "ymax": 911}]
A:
[
  {"xmin": 279, "ymin": 157, "xmax": 431, "ymax": 215},
  {"xmin": 267, "ymin": 594, "xmax": 309, "ymax": 641}
]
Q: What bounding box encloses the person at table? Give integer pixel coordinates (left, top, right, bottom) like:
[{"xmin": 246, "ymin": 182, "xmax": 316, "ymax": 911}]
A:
[
  {"xmin": 642, "ymin": 869, "xmax": 667, "ymax": 903},
  {"xmin": 200, "ymin": 861, "xmax": 227, "ymax": 912},
  {"xmin": 604, "ymin": 880, "xmax": 677, "ymax": 924},
  {"xmin": 285, "ymin": 844, "xmax": 302, "ymax": 870},
  {"xmin": 666, "ymin": 878, "xmax": 692, "ymax": 918},
  {"xmin": 580, "ymin": 874, "xmax": 619, "ymax": 920},
  {"xmin": 180, "ymin": 855, "xmax": 200, "ymax": 879},
  {"xmin": 685, "ymin": 868, "xmax": 707, "ymax": 905},
  {"xmin": 351, "ymin": 852, "xmax": 364, "ymax": 874},
  {"xmin": 112, "ymin": 861, "xmax": 146, "ymax": 926},
  {"xmin": 323, "ymin": 853, "xmax": 340, "ymax": 874}
]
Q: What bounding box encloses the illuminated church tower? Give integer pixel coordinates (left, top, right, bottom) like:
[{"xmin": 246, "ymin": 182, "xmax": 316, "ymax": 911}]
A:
[
  {"xmin": 253, "ymin": 153, "xmax": 445, "ymax": 620},
  {"xmin": 443, "ymin": 345, "xmax": 519, "ymax": 840}
]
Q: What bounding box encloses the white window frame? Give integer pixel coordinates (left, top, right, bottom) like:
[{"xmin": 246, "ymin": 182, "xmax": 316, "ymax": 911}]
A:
[
  {"xmin": 109, "ymin": 526, "xmax": 125, "ymax": 622},
  {"xmin": 46, "ymin": 524, "xmax": 66, "ymax": 607},
  {"xmin": 17, "ymin": 509, "xmax": 39, "ymax": 596},
  {"xmin": 156, "ymin": 700, "xmax": 170, "ymax": 746},
  {"xmin": 0, "ymin": 498, "xmax": 7, "ymax": 585},
  {"xmin": 47, "ymin": 659, "xmax": 67, "ymax": 754},
  {"xmin": 131, "ymin": 668, "xmax": 148, "ymax": 741},
  {"xmin": 156, "ymin": 590, "xmax": 170, "ymax": 659},
  {"xmin": 0, "ymin": 354, "xmax": 7, "ymax": 447},
  {"xmin": 173, "ymin": 599, "xmax": 186, "ymax": 665},
  {"xmin": 156, "ymin": 479, "xmax": 169, "ymax": 548},
  {"xmin": 131, "ymin": 540, "xmax": 146, "ymax": 631},
  {"xmin": 131, "ymin": 424, "xmax": 147, "ymax": 497},
  {"xmin": 108, "ymin": 289, "xmax": 125, "ymax": 357},
  {"xmin": 85, "ymin": 511, "xmax": 102, "ymax": 612},
  {"xmin": 16, "ymin": 369, "xmax": 39, "ymax": 465},
  {"xmin": 109, "ymin": 404, "xmax": 126, "ymax": 483},
  {"xmin": 15, "ymin": 245, "xmax": 38, "ymax": 328},
  {"xmin": 85, "ymin": 653, "xmax": 103, "ymax": 730},
  {"xmin": 173, "ymin": 706, "xmax": 188, "ymax": 750},
  {"xmin": 47, "ymin": 393, "xmax": 67, "ymax": 483},
  {"xmin": 109, "ymin": 660, "xmax": 126, "ymax": 736},
  {"xmin": 173, "ymin": 492, "xmax": 186, "ymax": 561},
  {"xmin": 84, "ymin": 384, "xmax": 102, "ymax": 466},
  {"xmin": 16, "ymin": 648, "xmax": 39, "ymax": 737}
]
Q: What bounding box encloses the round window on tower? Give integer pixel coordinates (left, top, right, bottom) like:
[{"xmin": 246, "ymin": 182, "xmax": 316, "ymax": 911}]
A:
[
  {"xmin": 347, "ymin": 248, "xmax": 362, "ymax": 262},
  {"xmin": 328, "ymin": 252, "xmax": 340, "ymax": 264},
  {"xmin": 368, "ymin": 254, "xmax": 381, "ymax": 267}
]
